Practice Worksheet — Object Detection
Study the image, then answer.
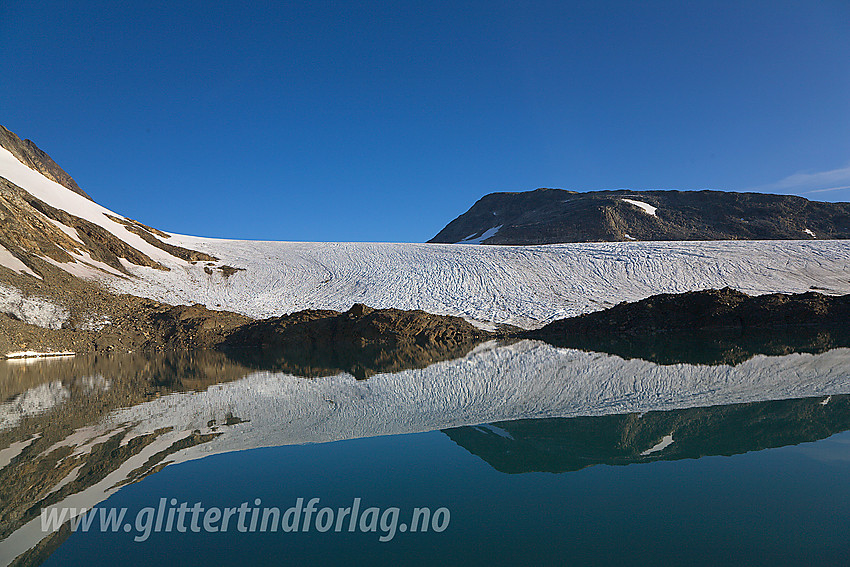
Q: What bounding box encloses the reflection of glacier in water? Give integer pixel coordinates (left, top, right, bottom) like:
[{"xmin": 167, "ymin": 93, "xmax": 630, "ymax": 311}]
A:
[
  {"xmin": 9, "ymin": 340, "xmax": 850, "ymax": 462},
  {"xmin": 3, "ymin": 340, "xmax": 850, "ymax": 565},
  {"xmin": 105, "ymin": 340, "xmax": 850, "ymax": 456}
]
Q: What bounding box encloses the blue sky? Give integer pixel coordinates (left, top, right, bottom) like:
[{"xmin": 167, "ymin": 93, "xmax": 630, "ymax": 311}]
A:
[{"xmin": 2, "ymin": 1, "xmax": 849, "ymax": 242}]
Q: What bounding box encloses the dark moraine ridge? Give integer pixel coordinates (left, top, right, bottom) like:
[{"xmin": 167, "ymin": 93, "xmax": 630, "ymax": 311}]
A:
[
  {"xmin": 525, "ymin": 288, "xmax": 850, "ymax": 365},
  {"xmin": 222, "ymin": 303, "xmax": 490, "ymax": 378},
  {"xmin": 531, "ymin": 288, "xmax": 850, "ymax": 336}
]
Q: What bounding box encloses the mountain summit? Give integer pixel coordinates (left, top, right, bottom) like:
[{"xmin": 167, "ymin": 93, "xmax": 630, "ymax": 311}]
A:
[
  {"xmin": 429, "ymin": 188, "xmax": 850, "ymax": 245},
  {"xmin": 0, "ymin": 125, "xmax": 92, "ymax": 201}
]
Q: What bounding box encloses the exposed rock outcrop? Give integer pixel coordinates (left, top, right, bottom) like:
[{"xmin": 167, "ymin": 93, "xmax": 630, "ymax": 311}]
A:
[
  {"xmin": 0, "ymin": 125, "xmax": 92, "ymax": 201},
  {"xmin": 526, "ymin": 288, "xmax": 850, "ymax": 365},
  {"xmin": 223, "ymin": 303, "xmax": 491, "ymax": 378},
  {"xmin": 531, "ymin": 288, "xmax": 850, "ymax": 336}
]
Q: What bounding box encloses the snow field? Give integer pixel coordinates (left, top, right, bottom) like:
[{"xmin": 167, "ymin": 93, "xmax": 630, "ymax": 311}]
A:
[{"xmin": 106, "ymin": 236, "xmax": 850, "ymax": 328}]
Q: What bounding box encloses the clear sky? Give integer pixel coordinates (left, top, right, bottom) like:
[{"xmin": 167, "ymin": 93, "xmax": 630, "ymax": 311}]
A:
[{"xmin": 2, "ymin": 1, "xmax": 849, "ymax": 242}]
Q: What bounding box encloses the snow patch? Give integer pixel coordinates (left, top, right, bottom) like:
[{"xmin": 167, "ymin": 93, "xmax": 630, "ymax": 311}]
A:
[
  {"xmin": 5, "ymin": 351, "xmax": 75, "ymax": 360},
  {"xmin": 622, "ymin": 198, "xmax": 658, "ymax": 216},
  {"xmin": 78, "ymin": 315, "xmax": 112, "ymax": 332},
  {"xmin": 0, "ymin": 243, "xmax": 40, "ymax": 279},
  {"xmin": 41, "ymin": 249, "xmax": 126, "ymax": 279},
  {"xmin": 460, "ymin": 225, "xmax": 503, "ymax": 244},
  {"xmin": 46, "ymin": 218, "xmax": 84, "ymax": 244},
  {"xmin": 0, "ymin": 285, "xmax": 69, "ymax": 329}
]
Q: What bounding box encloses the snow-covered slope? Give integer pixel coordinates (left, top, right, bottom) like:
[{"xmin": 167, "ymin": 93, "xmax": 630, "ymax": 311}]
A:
[
  {"xmin": 104, "ymin": 235, "xmax": 850, "ymax": 328},
  {"xmin": 3, "ymin": 140, "xmax": 850, "ymax": 328},
  {"xmin": 0, "ymin": 145, "xmax": 192, "ymax": 271}
]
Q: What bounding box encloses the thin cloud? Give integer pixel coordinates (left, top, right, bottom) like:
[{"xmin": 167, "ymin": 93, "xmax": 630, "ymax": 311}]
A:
[
  {"xmin": 804, "ymin": 185, "xmax": 850, "ymax": 194},
  {"xmin": 754, "ymin": 164, "xmax": 850, "ymax": 194}
]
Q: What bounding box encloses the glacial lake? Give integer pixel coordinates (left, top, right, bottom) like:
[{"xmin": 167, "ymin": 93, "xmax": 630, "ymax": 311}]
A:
[{"xmin": 2, "ymin": 339, "xmax": 850, "ymax": 566}]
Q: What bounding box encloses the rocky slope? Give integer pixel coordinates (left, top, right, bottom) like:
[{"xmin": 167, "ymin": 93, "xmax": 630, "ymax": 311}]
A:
[
  {"xmin": 0, "ymin": 126, "xmax": 92, "ymax": 201},
  {"xmin": 430, "ymin": 187, "xmax": 850, "ymax": 244}
]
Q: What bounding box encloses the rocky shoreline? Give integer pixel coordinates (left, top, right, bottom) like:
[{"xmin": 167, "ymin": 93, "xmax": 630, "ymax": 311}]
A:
[{"xmin": 526, "ymin": 287, "xmax": 850, "ymax": 365}]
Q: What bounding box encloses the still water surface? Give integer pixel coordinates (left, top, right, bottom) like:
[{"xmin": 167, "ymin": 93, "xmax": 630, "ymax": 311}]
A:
[{"xmin": 0, "ymin": 340, "xmax": 848, "ymax": 566}]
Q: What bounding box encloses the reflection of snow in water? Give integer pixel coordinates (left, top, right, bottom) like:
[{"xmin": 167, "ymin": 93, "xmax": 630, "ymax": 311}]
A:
[
  {"xmin": 0, "ymin": 434, "xmax": 40, "ymax": 470},
  {"xmin": 100, "ymin": 342, "xmax": 850, "ymax": 462},
  {"xmin": 641, "ymin": 434, "xmax": 674, "ymax": 455},
  {"xmin": 0, "ymin": 381, "xmax": 69, "ymax": 430}
]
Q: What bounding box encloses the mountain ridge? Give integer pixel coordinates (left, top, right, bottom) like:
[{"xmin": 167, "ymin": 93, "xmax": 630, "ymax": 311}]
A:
[
  {"xmin": 430, "ymin": 187, "xmax": 850, "ymax": 244},
  {"xmin": 0, "ymin": 126, "xmax": 92, "ymax": 201}
]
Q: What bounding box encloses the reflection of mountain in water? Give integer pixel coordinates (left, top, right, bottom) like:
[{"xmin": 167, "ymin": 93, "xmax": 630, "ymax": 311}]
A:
[
  {"xmin": 444, "ymin": 395, "xmax": 850, "ymax": 474},
  {"xmin": 221, "ymin": 303, "xmax": 488, "ymax": 380},
  {"xmin": 4, "ymin": 341, "xmax": 850, "ymax": 565},
  {"xmin": 534, "ymin": 325, "xmax": 850, "ymax": 366},
  {"xmin": 222, "ymin": 337, "xmax": 480, "ymax": 380},
  {"xmin": 0, "ymin": 350, "xmax": 255, "ymax": 567}
]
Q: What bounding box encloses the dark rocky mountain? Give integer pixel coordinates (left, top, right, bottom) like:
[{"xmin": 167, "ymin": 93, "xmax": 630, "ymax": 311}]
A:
[
  {"xmin": 0, "ymin": 125, "xmax": 92, "ymax": 201},
  {"xmin": 430, "ymin": 188, "xmax": 850, "ymax": 244}
]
